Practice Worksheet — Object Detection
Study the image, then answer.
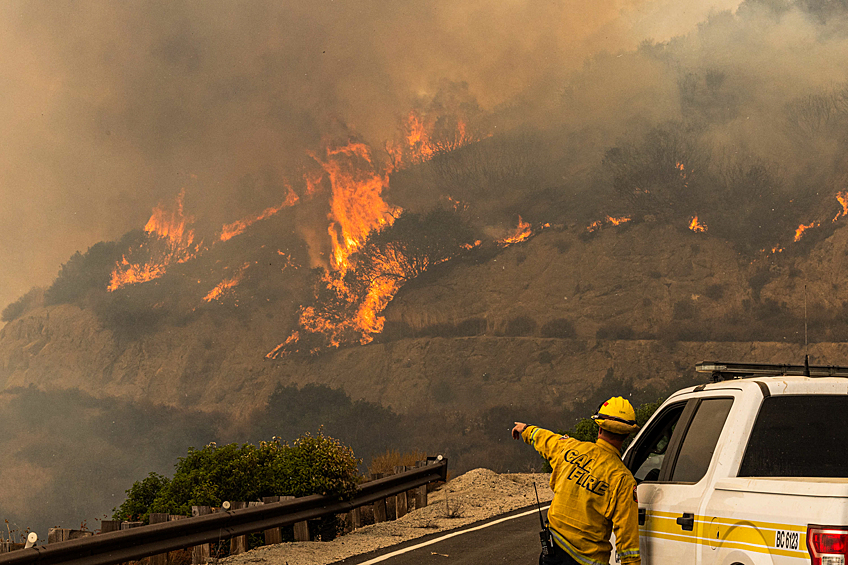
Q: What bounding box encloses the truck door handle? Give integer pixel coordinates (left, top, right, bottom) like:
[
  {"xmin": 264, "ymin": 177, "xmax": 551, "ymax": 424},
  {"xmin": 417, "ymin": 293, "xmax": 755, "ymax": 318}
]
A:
[
  {"xmin": 676, "ymin": 512, "xmax": 695, "ymax": 531},
  {"xmin": 638, "ymin": 508, "xmax": 646, "ymax": 526}
]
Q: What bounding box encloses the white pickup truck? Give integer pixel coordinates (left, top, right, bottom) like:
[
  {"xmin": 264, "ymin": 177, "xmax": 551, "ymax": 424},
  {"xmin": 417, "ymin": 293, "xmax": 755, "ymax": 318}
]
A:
[{"xmin": 614, "ymin": 361, "xmax": 848, "ymax": 565}]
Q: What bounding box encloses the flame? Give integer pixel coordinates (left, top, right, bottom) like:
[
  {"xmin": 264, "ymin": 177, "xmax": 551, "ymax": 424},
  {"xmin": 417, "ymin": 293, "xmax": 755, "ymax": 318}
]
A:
[
  {"xmin": 794, "ymin": 221, "xmax": 819, "ymax": 242},
  {"xmin": 203, "ymin": 263, "xmax": 249, "ymax": 302},
  {"xmin": 267, "ymin": 139, "xmax": 404, "ymax": 358},
  {"xmin": 386, "ymin": 110, "xmax": 476, "ymax": 169},
  {"xmin": 108, "ymin": 189, "xmax": 198, "ymax": 291},
  {"xmin": 309, "ymin": 140, "xmax": 398, "ymax": 272},
  {"xmin": 834, "ymin": 191, "xmax": 848, "ymax": 222},
  {"xmin": 266, "ymin": 331, "xmax": 301, "ymax": 359},
  {"xmin": 689, "ymin": 216, "xmax": 708, "ymax": 232},
  {"xmin": 220, "ymin": 188, "xmax": 299, "ymax": 242},
  {"xmin": 498, "ymin": 216, "xmax": 532, "ymax": 246},
  {"xmin": 586, "ymin": 216, "xmax": 632, "ymax": 232}
]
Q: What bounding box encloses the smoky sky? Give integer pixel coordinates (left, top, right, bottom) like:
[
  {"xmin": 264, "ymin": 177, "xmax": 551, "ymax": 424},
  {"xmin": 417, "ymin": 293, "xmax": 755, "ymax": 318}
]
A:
[{"xmin": 0, "ymin": 0, "xmax": 742, "ymax": 312}]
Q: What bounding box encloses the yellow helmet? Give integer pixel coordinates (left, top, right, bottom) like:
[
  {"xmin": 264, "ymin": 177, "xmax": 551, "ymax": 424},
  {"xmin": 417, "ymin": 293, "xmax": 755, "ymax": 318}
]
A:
[{"xmin": 592, "ymin": 396, "xmax": 639, "ymax": 435}]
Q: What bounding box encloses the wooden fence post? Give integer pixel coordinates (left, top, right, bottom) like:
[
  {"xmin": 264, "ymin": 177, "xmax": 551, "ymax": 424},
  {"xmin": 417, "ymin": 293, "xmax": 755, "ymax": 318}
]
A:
[
  {"xmin": 262, "ymin": 497, "xmax": 283, "ymax": 545},
  {"xmin": 415, "ymin": 461, "xmax": 428, "ymax": 509},
  {"xmin": 191, "ymin": 506, "xmax": 211, "ymax": 564},
  {"xmin": 100, "ymin": 520, "xmax": 121, "ymax": 533},
  {"xmin": 348, "ymin": 506, "xmax": 362, "ymax": 530},
  {"xmin": 149, "ymin": 513, "xmax": 169, "ymax": 565},
  {"xmin": 229, "ymin": 502, "xmax": 247, "ymax": 555},
  {"xmin": 293, "ymin": 520, "xmax": 310, "ymax": 542},
  {"xmin": 168, "ymin": 516, "xmax": 187, "ymax": 565},
  {"xmin": 49, "ymin": 528, "xmax": 95, "ymax": 543},
  {"xmin": 394, "ymin": 466, "xmax": 409, "ymax": 519}
]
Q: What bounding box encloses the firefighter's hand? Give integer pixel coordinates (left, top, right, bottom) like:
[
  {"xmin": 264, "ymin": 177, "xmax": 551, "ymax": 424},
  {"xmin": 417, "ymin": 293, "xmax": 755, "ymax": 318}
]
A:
[{"xmin": 512, "ymin": 422, "xmax": 528, "ymax": 440}]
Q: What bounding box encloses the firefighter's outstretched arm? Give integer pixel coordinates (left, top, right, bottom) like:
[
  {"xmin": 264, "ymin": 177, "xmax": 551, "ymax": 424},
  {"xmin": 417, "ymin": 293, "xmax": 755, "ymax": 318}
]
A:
[{"xmin": 511, "ymin": 421, "xmax": 528, "ymax": 440}]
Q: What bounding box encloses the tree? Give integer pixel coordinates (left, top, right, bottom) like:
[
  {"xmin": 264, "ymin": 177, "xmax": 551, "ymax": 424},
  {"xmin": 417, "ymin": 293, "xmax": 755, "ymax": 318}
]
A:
[{"xmin": 1, "ymin": 287, "xmax": 44, "ymax": 322}]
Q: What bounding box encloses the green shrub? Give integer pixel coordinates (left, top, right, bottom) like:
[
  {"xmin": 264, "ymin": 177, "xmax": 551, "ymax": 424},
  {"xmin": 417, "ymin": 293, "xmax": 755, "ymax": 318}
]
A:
[
  {"xmin": 113, "ymin": 432, "xmax": 360, "ymax": 522},
  {"xmin": 113, "ymin": 472, "xmax": 171, "ymax": 522}
]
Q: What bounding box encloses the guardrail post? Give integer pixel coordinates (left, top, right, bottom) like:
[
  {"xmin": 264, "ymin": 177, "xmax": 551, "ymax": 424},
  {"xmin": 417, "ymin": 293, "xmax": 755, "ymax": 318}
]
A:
[
  {"xmin": 386, "ymin": 491, "xmax": 396, "ymax": 520},
  {"xmin": 48, "ymin": 528, "xmax": 95, "ymax": 543},
  {"xmin": 370, "ymin": 472, "xmax": 388, "ymax": 523},
  {"xmin": 262, "ymin": 497, "xmax": 284, "ymax": 545},
  {"xmin": 394, "ymin": 466, "xmax": 409, "ymax": 518},
  {"xmin": 229, "ymin": 503, "xmax": 248, "ymax": 555},
  {"xmin": 149, "ymin": 514, "xmax": 169, "ymax": 565},
  {"xmin": 191, "ymin": 507, "xmax": 211, "ymax": 564},
  {"xmin": 100, "ymin": 520, "xmax": 122, "ymax": 533},
  {"xmin": 372, "ymin": 497, "xmax": 387, "ymax": 523},
  {"xmin": 348, "ymin": 507, "xmax": 362, "ymax": 530},
  {"xmin": 168, "ymin": 515, "xmax": 186, "ymax": 565},
  {"xmin": 415, "ymin": 460, "xmax": 428, "ymax": 509},
  {"xmin": 293, "ymin": 520, "xmax": 309, "ymax": 542}
]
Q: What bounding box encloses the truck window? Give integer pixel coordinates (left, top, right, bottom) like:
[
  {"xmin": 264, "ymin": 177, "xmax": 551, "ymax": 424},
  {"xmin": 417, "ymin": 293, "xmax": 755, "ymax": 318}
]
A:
[
  {"xmin": 738, "ymin": 395, "xmax": 848, "ymax": 477},
  {"xmin": 627, "ymin": 402, "xmax": 686, "ymax": 482},
  {"xmin": 669, "ymin": 398, "xmax": 733, "ymax": 483}
]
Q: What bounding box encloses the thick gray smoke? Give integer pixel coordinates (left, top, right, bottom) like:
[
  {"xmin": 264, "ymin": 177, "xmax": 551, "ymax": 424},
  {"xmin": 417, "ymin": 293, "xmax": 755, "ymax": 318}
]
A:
[{"xmin": 0, "ymin": 0, "xmax": 741, "ymax": 312}]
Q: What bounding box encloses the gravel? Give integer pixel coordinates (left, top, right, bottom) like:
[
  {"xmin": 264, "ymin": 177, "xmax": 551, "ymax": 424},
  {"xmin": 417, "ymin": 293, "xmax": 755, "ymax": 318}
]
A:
[{"xmin": 220, "ymin": 469, "xmax": 553, "ymax": 565}]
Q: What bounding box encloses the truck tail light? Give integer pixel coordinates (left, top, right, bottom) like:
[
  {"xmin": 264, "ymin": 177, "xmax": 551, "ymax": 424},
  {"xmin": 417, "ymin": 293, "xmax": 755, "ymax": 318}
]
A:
[{"xmin": 807, "ymin": 525, "xmax": 848, "ymax": 565}]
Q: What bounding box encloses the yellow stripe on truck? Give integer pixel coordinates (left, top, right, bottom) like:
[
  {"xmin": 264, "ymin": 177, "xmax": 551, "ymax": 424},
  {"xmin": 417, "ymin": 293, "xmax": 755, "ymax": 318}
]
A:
[{"xmin": 639, "ymin": 511, "xmax": 808, "ymax": 559}]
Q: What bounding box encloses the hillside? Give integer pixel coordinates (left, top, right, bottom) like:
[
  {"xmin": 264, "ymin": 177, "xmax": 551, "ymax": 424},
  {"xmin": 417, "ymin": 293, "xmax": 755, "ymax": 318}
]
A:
[{"xmin": 3, "ymin": 220, "xmax": 845, "ymax": 418}]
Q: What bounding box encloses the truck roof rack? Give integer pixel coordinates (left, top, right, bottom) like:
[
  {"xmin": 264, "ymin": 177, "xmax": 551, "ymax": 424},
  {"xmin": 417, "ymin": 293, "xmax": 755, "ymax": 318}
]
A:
[{"xmin": 696, "ymin": 361, "xmax": 848, "ymax": 382}]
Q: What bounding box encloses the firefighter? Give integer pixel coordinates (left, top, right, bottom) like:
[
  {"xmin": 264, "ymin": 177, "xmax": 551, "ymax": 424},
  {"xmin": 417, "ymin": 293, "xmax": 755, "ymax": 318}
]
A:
[{"xmin": 511, "ymin": 397, "xmax": 641, "ymax": 565}]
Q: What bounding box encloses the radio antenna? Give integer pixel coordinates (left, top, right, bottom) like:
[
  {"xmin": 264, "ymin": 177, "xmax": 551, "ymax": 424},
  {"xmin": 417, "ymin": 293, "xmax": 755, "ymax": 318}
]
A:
[
  {"xmin": 804, "ymin": 284, "xmax": 811, "ymax": 377},
  {"xmin": 534, "ymin": 482, "xmax": 546, "ymax": 530}
]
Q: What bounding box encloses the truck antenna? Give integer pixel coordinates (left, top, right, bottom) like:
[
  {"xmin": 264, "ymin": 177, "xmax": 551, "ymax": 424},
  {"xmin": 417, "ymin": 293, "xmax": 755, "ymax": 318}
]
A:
[{"xmin": 804, "ymin": 284, "xmax": 811, "ymax": 378}]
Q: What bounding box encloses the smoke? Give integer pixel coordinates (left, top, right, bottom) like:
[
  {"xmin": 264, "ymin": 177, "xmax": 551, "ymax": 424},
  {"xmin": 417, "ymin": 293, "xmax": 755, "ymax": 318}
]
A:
[{"xmin": 0, "ymin": 0, "xmax": 742, "ymax": 312}]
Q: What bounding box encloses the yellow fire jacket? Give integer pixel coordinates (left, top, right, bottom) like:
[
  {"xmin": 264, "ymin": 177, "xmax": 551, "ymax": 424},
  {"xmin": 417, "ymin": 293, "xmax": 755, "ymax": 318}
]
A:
[{"xmin": 522, "ymin": 425, "xmax": 641, "ymax": 565}]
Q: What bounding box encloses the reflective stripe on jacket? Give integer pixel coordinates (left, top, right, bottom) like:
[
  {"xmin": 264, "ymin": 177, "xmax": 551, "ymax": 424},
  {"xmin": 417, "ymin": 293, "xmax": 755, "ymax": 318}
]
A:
[{"xmin": 523, "ymin": 426, "xmax": 641, "ymax": 565}]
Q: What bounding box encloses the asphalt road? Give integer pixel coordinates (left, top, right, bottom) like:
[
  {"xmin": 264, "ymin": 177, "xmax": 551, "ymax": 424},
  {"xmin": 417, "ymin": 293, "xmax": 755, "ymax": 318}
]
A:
[{"xmin": 332, "ymin": 505, "xmax": 549, "ymax": 565}]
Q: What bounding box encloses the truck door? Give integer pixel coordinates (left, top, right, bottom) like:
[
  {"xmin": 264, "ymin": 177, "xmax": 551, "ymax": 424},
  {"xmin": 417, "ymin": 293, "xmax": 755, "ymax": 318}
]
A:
[{"xmin": 623, "ymin": 396, "xmax": 734, "ymax": 564}]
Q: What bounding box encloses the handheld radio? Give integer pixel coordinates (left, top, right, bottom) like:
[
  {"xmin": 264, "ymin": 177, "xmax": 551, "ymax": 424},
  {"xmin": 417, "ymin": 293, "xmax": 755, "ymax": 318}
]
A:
[{"xmin": 535, "ymin": 482, "xmax": 554, "ymax": 556}]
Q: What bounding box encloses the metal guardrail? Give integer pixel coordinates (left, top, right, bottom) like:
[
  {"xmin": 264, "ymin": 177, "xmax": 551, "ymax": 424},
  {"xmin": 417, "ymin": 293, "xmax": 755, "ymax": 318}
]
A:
[{"xmin": 0, "ymin": 458, "xmax": 448, "ymax": 565}]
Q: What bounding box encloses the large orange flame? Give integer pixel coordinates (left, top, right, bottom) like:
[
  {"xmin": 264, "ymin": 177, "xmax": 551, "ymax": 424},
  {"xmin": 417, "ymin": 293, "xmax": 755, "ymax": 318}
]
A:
[
  {"xmin": 313, "ymin": 140, "xmax": 398, "ymax": 271},
  {"xmin": 108, "ymin": 189, "xmax": 198, "ymax": 291}
]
